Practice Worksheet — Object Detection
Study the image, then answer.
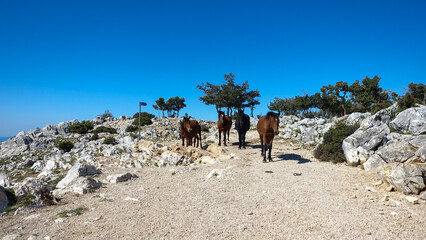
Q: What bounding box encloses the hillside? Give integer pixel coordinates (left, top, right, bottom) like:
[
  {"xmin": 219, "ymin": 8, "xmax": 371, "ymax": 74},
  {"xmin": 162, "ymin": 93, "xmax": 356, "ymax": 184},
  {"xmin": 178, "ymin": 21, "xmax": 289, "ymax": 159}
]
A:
[{"xmin": 1, "ymin": 107, "xmax": 426, "ymax": 239}]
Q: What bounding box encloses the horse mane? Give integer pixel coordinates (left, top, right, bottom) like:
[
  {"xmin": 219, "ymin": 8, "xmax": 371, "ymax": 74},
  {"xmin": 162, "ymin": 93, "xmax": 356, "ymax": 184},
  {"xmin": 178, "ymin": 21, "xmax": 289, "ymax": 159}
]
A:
[{"xmin": 265, "ymin": 112, "xmax": 278, "ymax": 120}]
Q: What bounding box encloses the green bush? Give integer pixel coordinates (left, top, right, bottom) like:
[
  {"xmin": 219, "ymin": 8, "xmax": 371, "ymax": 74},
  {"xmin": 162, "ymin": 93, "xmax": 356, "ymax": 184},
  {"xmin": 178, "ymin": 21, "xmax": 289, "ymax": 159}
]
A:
[
  {"xmin": 70, "ymin": 120, "xmax": 94, "ymax": 134},
  {"xmin": 90, "ymin": 134, "xmax": 99, "ymax": 141},
  {"xmin": 201, "ymin": 125, "xmax": 210, "ymax": 132},
  {"xmin": 133, "ymin": 112, "xmax": 155, "ymax": 119},
  {"xmin": 125, "ymin": 125, "xmax": 138, "ymax": 132},
  {"xmin": 58, "ymin": 141, "xmax": 74, "ymax": 152},
  {"xmin": 100, "ymin": 110, "xmax": 113, "ymax": 119},
  {"xmin": 93, "ymin": 126, "xmax": 117, "ymax": 135},
  {"xmin": 132, "ymin": 112, "xmax": 155, "ymax": 127},
  {"xmin": 103, "ymin": 136, "xmax": 116, "ymax": 145},
  {"xmin": 314, "ymin": 121, "xmax": 359, "ymax": 163}
]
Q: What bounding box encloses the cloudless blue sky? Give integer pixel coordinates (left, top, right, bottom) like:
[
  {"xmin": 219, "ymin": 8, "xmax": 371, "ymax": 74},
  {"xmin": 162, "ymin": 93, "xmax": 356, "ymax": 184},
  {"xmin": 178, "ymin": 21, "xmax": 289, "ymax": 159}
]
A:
[{"xmin": 1, "ymin": 0, "xmax": 425, "ymax": 137}]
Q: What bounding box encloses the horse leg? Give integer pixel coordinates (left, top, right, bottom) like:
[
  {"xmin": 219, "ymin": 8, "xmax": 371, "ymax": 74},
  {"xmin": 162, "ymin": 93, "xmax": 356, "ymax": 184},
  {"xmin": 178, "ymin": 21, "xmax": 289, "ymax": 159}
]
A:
[
  {"xmin": 223, "ymin": 130, "xmax": 227, "ymax": 146},
  {"xmin": 263, "ymin": 144, "xmax": 268, "ymax": 163},
  {"xmin": 262, "ymin": 135, "xmax": 268, "ymax": 162},
  {"xmin": 227, "ymin": 129, "xmax": 230, "ymax": 144},
  {"xmin": 259, "ymin": 134, "xmax": 264, "ymax": 156},
  {"xmin": 218, "ymin": 130, "xmax": 221, "ymax": 146},
  {"xmin": 268, "ymin": 142, "xmax": 273, "ymax": 162},
  {"xmin": 242, "ymin": 131, "xmax": 246, "ymax": 149}
]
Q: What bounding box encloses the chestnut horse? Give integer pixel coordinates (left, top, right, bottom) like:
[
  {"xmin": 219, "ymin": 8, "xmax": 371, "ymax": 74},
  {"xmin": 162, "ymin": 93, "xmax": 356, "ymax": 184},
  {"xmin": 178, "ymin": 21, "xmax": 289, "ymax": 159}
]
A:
[
  {"xmin": 217, "ymin": 111, "xmax": 232, "ymax": 146},
  {"xmin": 180, "ymin": 116, "xmax": 202, "ymax": 148},
  {"xmin": 256, "ymin": 112, "xmax": 280, "ymax": 162}
]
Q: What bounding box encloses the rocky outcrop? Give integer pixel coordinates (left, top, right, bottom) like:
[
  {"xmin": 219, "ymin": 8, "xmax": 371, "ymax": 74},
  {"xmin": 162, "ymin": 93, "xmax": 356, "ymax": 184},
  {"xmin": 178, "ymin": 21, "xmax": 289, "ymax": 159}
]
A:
[
  {"xmin": 0, "ymin": 185, "xmax": 9, "ymax": 213},
  {"xmin": 343, "ymin": 116, "xmax": 390, "ymax": 164},
  {"xmin": 105, "ymin": 172, "xmax": 138, "ymax": 183},
  {"xmin": 363, "ymin": 134, "xmax": 425, "ymax": 170},
  {"xmin": 379, "ymin": 163, "xmax": 426, "ymax": 194},
  {"xmin": 11, "ymin": 178, "xmax": 56, "ymax": 213},
  {"xmin": 389, "ymin": 105, "xmax": 426, "ymax": 135},
  {"xmin": 54, "ymin": 163, "xmax": 101, "ymax": 195}
]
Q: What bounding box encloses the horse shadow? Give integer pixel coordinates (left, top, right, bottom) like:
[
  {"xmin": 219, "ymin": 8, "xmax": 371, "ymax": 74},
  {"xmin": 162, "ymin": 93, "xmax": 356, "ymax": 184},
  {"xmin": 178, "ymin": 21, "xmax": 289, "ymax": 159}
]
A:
[
  {"xmin": 274, "ymin": 153, "xmax": 311, "ymax": 164},
  {"xmin": 249, "ymin": 144, "xmax": 262, "ymax": 149},
  {"xmin": 232, "ymin": 141, "xmax": 252, "ymax": 146}
]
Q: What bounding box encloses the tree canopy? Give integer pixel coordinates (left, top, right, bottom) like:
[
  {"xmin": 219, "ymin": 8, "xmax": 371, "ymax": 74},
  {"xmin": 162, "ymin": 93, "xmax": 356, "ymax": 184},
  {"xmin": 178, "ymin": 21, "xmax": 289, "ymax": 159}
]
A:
[
  {"xmin": 268, "ymin": 76, "xmax": 402, "ymax": 117},
  {"xmin": 198, "ymin": 73, "xmax": 261, "ymax": 116},
  {"xmin": 152, "ymin": 96, "xmax": 186, "ymax": 118}
]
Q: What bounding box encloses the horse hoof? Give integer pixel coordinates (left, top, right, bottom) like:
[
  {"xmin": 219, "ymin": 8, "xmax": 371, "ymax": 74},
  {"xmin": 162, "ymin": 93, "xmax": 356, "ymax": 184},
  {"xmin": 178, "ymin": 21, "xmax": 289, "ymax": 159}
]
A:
[
  {"xmin": 269, "ymin": 159, "xmax": 274, "ymax": 162},
  {"xmin": 243, "ymin": 146, "xmax": 246, "ymax": 149}
]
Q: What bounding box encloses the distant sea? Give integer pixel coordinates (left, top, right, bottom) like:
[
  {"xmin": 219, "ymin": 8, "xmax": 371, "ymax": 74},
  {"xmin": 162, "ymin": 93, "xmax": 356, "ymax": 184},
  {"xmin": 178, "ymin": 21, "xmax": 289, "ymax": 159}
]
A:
[{"xmin": 0, "ymin": 137, "xmax": 11, "ymax": 143}]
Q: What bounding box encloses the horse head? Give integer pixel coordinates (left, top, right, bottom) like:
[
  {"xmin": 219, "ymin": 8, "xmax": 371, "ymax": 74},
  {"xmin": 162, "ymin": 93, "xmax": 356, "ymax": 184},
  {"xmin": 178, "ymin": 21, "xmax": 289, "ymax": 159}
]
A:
[
  {"xmin": 218, "ymin": 111, "xmax": 225, "ymax": 124},
  {"xmin": 182, "ymin": 116, "xmax": 193, "ymax": 133},
  {"xmin": 266, "ymin": 112, "xmax": 280, "ymax": 135}
]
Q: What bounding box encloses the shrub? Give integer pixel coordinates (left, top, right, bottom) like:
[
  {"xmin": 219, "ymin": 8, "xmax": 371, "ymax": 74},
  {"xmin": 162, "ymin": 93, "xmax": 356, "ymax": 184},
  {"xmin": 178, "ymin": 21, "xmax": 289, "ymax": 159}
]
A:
[
  {"xmin": 132, "ymin": 112, "xmax": 155, "ymax": 127},
  {"xmin": 58, "ymin": 141, "xmax": 74, "ymax": 152},
  {"xmin": 103, "ymin": 136, "xmax": 116, "ymax": 145},
  {"xmin": 70, "ymin": 120, "xmax": 94, "ymax": 134},
  {"xmin": 125, "ymin": 125, "xmax": 138, "ymax": 132},
  {"xmin": 93, "ymin": 126, "xmax": 117, "ymax": 135},
  {"xmin": 314, "ymin": 121, "xmax": 359, "ymax": 163},
  {"xmin": 100, "ymin": 110, "xmax": 113, "ymax": 119},
  {"xmin": 201, "ymin": 125, "xmax": 210, "ymax": 132},
  {"xmin": 90, "ymin": 134, "xmax": 99, "ymax": 141}
]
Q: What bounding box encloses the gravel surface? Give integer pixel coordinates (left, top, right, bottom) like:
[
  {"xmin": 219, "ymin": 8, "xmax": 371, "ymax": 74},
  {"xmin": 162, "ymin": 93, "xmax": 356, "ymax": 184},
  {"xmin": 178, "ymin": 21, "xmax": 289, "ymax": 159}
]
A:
[{"xmin": 1, "ymin": 131, "xmax": 425, "ymax": 239}]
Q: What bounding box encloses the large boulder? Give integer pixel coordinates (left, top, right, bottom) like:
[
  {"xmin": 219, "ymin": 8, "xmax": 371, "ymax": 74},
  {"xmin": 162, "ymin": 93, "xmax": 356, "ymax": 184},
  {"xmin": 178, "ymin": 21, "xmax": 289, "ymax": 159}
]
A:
[
  {"xmin": 0, "ymin": 186, "xmax": 9, "ymax": 213},
  {"xmin": 379, "ymin": 163, "xmax": 426, "ymax": 194},
  {"xmin": 158, "ymin": 151, "xmax": 187, "ymax": 166},
  {"xmin": 345, "ymin": 112, "xmax": 371, "ymax": 126},
  {"xmin": 56, "ymin": 163, "xmax": 101, "ymax": 189},
  {"xmin": 389, "ymin": 105, "xmax": 426, "ymax": 135},
  {"xmin": 12, "ymin": 178, "xmax": 56, "ymax": 209},
  {"xmin": 343, "ymin": 116, "xmax": 390, "ymax": 164},
  {"xmin": 363, "ymin": 134, "xmax": 425, "ymax": 170},
  {"xmin": 0, "ymin": 171, "xmax": 11, "ymax": 188}
]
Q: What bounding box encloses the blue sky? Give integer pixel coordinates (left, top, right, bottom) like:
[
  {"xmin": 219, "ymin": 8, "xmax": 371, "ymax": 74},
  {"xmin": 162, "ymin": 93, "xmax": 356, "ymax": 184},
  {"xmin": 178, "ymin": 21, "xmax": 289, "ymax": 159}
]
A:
[{"xmin": 1, "ymin": 0, "xmax": 425, "ymax": 137}]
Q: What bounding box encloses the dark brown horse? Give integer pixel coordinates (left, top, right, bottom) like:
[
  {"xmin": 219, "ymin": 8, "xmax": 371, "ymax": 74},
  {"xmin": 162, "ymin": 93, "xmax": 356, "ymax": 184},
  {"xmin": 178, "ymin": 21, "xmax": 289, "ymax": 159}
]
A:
[
  {"xmin": 235, "ymin": 109, "xmax": 250, "ymax": 149},
  {"xmin": 180, "ymin": 116, "xmax": 202, "ymax": 148},
  {"xmin": 257, "ymin": 112, "xmax": 280, "ymax": 162},
  {"xmin": 217, "ymin": 111, "xmax": 232, "ymax": 146}
]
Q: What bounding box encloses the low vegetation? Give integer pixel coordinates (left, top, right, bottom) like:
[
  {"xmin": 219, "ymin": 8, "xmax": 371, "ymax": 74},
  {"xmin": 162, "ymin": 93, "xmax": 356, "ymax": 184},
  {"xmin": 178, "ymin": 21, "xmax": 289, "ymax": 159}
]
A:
[
  {"xmin": 93, "ymin": 126, "xmax": 117, "ymax": 135},
  {"xmin": 70, "ymin": 121, "xmax": 94, "ymax": 134},
  {"xmin": 57, "ymin": 141, "xmax": 74, "ymax": 152},
  {"xmin": 103, "ymin": 136, "xmax": 116, "ymax": 145},
  {"xmin": 132, "ymin": 112, "xmax": 155, "ymax": 127},
  {"xmin": 314, "ymin": 121, "xmax": 359, "ymax": 163},
  {"xmin": 58, "ymin": 207, "xmax": 88, "ymax": 217}
]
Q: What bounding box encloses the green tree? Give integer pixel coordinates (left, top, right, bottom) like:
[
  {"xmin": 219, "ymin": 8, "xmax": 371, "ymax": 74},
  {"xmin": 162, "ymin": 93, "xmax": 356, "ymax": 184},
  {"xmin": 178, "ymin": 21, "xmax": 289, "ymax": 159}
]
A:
[
  {"xmin": 397, "ymin": 83, "xmax": 425, "ymax": 110},
  {"xmin": 100, "ymin": 110, "xmax": 113, "ymax": 119},
  {"xmin": 152, "ymin": 97, "xmax": 167, "ymax": 118},
  {"xmin": 321, "ymin": 81, "xmax": 350, "ymax": 116},
  {"xmin": 349, "ymin": 76, "xmax": 392, "ymax": 113},
  {"xmin": 165, "ymin": 96, "xmax": 186, "ymax": 117},
  {"xmin": 198, "ymin": 73, "xmax": 260, "ymax": 115}
]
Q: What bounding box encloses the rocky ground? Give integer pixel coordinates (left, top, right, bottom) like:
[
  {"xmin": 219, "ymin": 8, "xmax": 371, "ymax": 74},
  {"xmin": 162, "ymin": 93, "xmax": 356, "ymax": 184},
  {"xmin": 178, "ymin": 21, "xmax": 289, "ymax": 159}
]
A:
[{"xmin": 1, "ymin": 131, "xmax": 425, "ymax": 240}]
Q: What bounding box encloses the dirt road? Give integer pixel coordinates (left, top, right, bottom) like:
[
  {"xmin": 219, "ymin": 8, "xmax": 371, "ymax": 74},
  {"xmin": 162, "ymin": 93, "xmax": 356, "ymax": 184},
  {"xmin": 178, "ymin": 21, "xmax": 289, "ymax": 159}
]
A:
[{"xmin": 1, "ymin": 130, "xmax": 425, "ymax": 239}]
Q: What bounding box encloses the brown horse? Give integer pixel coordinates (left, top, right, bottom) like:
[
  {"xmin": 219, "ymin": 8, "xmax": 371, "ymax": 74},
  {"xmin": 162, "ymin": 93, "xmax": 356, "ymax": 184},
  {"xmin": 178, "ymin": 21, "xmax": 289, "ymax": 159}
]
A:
[
  {"xmin": 257, "ymin": 112, "xmax": 280, "ymax": 162},
  {"xmin": 180, "ymin": 116, "xmax": 202, "ymax": 148},
  {"xmin": 217, "ymin": 111, "xmax": 232, "ymax": 146}
]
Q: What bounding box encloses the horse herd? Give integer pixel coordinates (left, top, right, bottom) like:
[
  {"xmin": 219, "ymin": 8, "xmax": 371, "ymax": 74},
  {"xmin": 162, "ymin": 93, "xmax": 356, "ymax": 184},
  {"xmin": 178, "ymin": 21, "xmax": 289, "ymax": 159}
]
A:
[{"xmin": 179, "ymin": 111, "xmax": 280, "ymax": 162}]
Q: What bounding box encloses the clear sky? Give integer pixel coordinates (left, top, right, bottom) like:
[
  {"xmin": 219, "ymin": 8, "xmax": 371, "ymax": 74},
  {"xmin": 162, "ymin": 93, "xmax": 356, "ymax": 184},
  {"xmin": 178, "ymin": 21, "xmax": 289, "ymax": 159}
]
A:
[{"xmin": 1, "ymin": 0, "xmax": 425, "ymax": 137}]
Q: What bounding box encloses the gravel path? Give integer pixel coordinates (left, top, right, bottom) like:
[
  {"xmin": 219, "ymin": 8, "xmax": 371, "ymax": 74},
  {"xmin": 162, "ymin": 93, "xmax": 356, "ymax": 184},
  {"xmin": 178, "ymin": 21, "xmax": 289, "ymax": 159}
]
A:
[{"xmin": 1, "ymin": 131, "xmax": 426, "ymax": 239}]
